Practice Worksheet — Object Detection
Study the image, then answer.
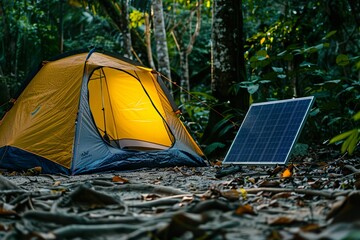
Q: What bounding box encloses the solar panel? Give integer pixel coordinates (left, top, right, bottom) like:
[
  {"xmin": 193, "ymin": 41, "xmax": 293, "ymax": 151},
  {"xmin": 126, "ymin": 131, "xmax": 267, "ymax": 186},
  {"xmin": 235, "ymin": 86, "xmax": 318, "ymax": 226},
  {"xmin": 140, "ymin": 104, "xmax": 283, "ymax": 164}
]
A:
[{"xmin": 223, "ymin": 96, "xmax": 314, "ymax": 165}]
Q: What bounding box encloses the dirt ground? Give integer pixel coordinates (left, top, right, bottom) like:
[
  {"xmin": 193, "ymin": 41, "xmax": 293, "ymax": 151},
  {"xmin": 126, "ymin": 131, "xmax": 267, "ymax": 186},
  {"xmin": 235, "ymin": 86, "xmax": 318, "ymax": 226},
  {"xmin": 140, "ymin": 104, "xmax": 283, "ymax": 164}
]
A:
[{"xmin": 1, "ymin": 149, "xmax": 360, "ymax": 239}]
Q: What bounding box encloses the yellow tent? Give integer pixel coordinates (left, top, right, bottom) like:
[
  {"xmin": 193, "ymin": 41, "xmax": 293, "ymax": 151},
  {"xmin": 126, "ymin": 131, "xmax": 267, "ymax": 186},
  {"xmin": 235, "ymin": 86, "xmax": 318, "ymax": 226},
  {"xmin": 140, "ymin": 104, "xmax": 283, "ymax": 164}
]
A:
[{"xmin": 0, "ymin": 49, "xmax": 206, "ymax": 174}]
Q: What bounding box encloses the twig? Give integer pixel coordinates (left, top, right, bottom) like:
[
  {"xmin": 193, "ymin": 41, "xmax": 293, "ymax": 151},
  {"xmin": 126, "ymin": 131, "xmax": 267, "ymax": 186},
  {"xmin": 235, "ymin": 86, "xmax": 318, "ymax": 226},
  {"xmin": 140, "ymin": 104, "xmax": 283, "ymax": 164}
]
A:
[
  {"xmin": 118, "ymin": 222, "xmax": 168, "ymax": 240},
  {"xmin": 53, "ymin": 224, "xmax": 136, "ymax": 238},
  {"xmin": 128, "ymin": 198, "xmax": 181, "ymax": 208},
  {"xmin": 28, "ymin": 197, "xmax": 35, "ymax": 210},
  {"xmin": 240, "ymin": 187, "xmax": 355, "ymax": 199},
  {"xmin": 0, "ymin": 190, "xmax": 28, "ymax": 195},
  {"xmin": 343, "ymin": 165, "xmax": 360, "ymax": 173},
  {"xmin": 96, "ymin": 183, "xmax": 189, "ymax": 195},
  {"xmin": 38, "ymin": 174, "xmax": 57, "ymax": 182},
  {"xmin": 31, "ymin": 200, "xmax": 52, "ymax": 211},
  {"xmin": 23, "ymin": 211, "xmax": 145, "ymax": 225},
  {"xmin": 90, "ymin": 180, "xmax": 116, "ymax": 187},
  {"xmin": 56, "ymin": 173, "xmax": 70, "ymax": 179},
  {"xmin": 53, "ymin": 223, "xmax": 145, "ymax": 238}
]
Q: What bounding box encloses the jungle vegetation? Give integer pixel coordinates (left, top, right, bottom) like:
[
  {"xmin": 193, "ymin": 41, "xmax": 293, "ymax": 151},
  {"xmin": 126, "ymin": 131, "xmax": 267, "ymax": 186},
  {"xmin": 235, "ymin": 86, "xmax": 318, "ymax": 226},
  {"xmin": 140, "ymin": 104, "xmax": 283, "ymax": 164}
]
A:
[{"xmin": 0, "ymin": 0, "xmax": 359, "ymax": 158}]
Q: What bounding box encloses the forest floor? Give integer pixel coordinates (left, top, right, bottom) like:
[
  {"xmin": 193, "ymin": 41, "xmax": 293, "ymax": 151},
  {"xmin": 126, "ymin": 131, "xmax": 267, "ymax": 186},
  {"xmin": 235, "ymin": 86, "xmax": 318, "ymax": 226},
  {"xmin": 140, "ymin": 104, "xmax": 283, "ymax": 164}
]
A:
[{"xmin": 1, "ymin": 147, "xmax": 360, "ymax": 239}]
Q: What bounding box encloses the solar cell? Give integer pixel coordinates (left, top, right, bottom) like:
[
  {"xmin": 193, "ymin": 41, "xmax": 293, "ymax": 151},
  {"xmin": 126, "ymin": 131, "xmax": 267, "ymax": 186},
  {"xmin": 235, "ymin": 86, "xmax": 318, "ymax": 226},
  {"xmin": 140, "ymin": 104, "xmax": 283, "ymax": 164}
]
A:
[{"xmin": 223, "ymin": 96, "xmax": 315, "ymax": 165}]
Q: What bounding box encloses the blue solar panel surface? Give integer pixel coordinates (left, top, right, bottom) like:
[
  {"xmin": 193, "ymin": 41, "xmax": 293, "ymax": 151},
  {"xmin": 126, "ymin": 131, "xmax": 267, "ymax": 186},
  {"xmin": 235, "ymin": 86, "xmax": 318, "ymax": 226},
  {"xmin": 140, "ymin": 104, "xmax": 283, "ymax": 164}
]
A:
[{"xmin": 223, "ymin": 96, "xmax": 314, "ymax": 165}]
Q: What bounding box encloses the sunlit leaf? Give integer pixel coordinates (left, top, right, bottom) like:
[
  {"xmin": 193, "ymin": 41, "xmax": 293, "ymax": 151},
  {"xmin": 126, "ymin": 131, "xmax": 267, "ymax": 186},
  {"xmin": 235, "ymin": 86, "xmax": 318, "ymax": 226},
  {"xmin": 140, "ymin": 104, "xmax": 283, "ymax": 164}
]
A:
[
  {"xmin": 260, "ymin": 37, "xmax": 265, "ymax": 45},
  {"xmin": 356, "ymin": 60, "xmax": 360, "ymax": 69},
  {"xmin": 329, "ymin": 129, "xmax": 356, "ymax": 144},
  {"xmin": 353, "ymin": 111, "xmax": 360, "ymax": 121},
  {"xmin": 341, "ymin": 131, "xmax": 355, "ymax": 153},
  {"xmin": 336, "ymin": 54, "xmax": 349, "ymax": 66},
  {"xmin": 238, "ymin": 188, "xmax": 247, "ymax": 200},
  {"xmin": 68, "ymin": 0, "xmax": 83, "ymax": 8},
  {"xmin": 282, "ymin": 168, "xmax": 292, "ymax": 178},
  {"xmin": 347, "ymin": 130, "xmax": 359, "ymax": 155}
]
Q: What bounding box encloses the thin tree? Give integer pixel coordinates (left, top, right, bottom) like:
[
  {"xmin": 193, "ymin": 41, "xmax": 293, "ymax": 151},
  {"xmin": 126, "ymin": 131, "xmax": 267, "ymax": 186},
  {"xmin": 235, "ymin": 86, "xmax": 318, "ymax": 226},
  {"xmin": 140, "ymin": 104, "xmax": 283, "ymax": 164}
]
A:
[
  {"xmin": 151, "ymin": 0, "xmax": 172, "ymax": 92},
  {"xmin": 171, "ymin": 0, "xmax": 202, "ymax": 103},
  {"xmin": 98, "ymin": 0, "xmax": 132, "ymax": 58}
]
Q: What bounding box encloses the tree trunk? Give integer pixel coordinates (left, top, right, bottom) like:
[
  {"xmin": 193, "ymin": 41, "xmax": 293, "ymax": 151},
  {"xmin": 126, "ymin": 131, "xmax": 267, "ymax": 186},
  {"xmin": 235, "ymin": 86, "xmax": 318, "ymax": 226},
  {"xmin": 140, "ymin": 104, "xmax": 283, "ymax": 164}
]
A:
[
  {"xmin": 58, "ymin": 0, "xmax": 64, "ymax": 53},
  {"xmin": 179, "ymin": 50, "xmax": 189, "ymax": 103},
  {"xmin": 144, "ymin": 13, "xmax": 156, "ymax": 70},
  {"xmin": 211, "ymin": 0, "xmax": 249, "ymax": 110},
  {"xmin": 152, "ymin": 0, "xmax": 172, "ymax": 92},
  {"xmin": 98, "ymin": 0, "xmax": 132, "ymax": 58}
]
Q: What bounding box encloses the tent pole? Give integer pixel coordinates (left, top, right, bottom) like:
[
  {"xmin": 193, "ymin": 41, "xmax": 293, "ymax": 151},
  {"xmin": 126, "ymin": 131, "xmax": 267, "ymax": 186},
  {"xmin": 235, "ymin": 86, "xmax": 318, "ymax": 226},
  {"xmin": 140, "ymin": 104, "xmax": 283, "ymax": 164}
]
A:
[{"xmin": 100, "ymin": 69, "xmax": 110, "ymax": 143}]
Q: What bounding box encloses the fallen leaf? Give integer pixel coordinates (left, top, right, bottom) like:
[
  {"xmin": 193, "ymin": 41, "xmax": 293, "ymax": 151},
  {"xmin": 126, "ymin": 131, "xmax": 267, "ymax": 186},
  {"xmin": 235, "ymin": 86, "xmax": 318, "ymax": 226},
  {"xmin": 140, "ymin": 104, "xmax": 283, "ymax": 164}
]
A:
[
  {"xmin": 112, "ymin": 175, "xmax": 129, "ymax": 183},
  {"xmin": 270, "ymin": 166, "xmax": 283, "ymax": 175},
  {"xmin": 271, "ymin": 192, "xmax": 292, "ymax": 200},
  {"xmin": 221, "ymin": 189, "xmax": 240, "ymax": 201},
  {"xmin": 282, "ymin": 165, "xmax": 293, "ymax": 178},
  {"xmin": 234, "ymin": 204, "xmax": 256, "ymax": 216},
  {"xmin": 0, "ymin": 203, "xmax": 17, "ymax": 216},
  {"xmin": 300, "ymin": 223, "xmax": 321, "ymax": 233},
  {"xmin": 53, "ymin": 181, "xmax": 61, "ymax": 187},
  {"xmin": 0, "ymin": 224, "xmax": 8, "ymax": 231},
  {"xmin": 282, "ymin": 168, "xmax": 292, "ymax": 178},
  {"xmin": 142, "ymin": 193, "xmax": 160, "ymax": 201},
  {"xmin": 24, "ymin": 166, "xmax": 42, "ymax": 176},
  {"xmin": 267, "ymin": 230, "xmax": 283, "ymax": 240},
  {"xmin": 247, "ymin": 177, "xmax": 256, "ymax": 184},
  {"xmin": 212, "ymin": 160, "xmax": 222, "ymax": 166},
  {"xmin": 327, "ymin": 192, "xmax": 360, "ymax": 223},
  {"xmin": 268, "ymin": 216, "xmax": 297, "ymax": 226}
]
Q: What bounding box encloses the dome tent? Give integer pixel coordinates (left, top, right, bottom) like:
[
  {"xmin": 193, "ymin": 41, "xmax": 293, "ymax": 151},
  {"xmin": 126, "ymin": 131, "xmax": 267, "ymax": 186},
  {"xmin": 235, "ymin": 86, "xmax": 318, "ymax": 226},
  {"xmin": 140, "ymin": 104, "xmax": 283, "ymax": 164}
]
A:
[{"xmin": 0, "ymin": 49, "xmax": 206, "ymax": 174}]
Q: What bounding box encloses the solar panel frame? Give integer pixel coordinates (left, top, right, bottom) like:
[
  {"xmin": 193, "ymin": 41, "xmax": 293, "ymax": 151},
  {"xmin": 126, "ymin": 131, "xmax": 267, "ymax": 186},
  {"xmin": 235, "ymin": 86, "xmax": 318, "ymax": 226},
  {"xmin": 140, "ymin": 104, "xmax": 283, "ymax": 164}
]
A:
[{"xmin": 223, "ymin": 96, "xmax": 315, "ymax": 165}]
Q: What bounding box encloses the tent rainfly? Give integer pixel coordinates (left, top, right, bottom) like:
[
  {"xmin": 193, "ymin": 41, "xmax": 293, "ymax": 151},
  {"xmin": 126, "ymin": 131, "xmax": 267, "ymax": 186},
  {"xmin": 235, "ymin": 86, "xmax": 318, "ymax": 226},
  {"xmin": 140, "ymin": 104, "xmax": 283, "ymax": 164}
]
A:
[{"xmin": 0, "ymin": 49, "xmax": 206, "ymax": 174}]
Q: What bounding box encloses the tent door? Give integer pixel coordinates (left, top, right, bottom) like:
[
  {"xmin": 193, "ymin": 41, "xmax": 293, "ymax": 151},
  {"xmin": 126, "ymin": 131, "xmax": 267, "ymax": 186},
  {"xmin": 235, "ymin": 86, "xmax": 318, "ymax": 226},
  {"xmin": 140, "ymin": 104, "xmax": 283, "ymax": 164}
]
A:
[{"xmin": 88, "ymin": 67, "xmax": 173, "ymax": 151}]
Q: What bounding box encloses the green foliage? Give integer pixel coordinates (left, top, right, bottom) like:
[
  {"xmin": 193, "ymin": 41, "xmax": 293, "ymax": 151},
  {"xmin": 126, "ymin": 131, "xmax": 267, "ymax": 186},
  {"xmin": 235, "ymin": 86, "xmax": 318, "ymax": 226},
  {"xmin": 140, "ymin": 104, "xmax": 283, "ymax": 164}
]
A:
[
  {"xmin": 1, "ymin": 0, "xmax": 360, "ymax": 158},
  {"xmin": 181, "ymin": 91, "xmax": 215, "ymax": 140},
  {"xmin": 329, "ymin": 112, "xmax": 360, "ymax": 155},
  {"xmin": 129, "ymin": 10, "xmax": 145, "ymax": 28},
  {"xmin": 239, "ymin": 0, "xmax": 360, "ymax": 146},
  {"xmin": 204, "ymin": 142, "xmax": 226, "ymax": 157}
]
